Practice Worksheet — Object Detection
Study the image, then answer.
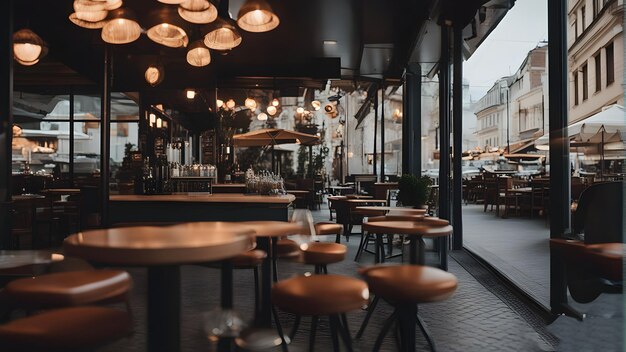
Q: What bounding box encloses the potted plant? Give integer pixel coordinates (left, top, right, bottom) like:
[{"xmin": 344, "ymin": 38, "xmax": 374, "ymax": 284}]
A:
[{"xmin": 397, "ymin": 174, "xmax": 432, "ymax": 208}]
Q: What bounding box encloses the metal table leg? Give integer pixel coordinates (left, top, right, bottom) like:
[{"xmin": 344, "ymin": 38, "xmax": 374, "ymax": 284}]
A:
[
  {"xmin": 147, "ymin": 265, "xmax": 181, "ymax": 352},
  {"xmin": 254, "ymin": 236, "xmax": 272, "ymax": 328}
]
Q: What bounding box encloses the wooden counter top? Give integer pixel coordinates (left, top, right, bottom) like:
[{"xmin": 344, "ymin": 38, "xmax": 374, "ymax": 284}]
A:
[{"xmin": 110, "ymin": 193, "xmax": 296, "ymax": 204}]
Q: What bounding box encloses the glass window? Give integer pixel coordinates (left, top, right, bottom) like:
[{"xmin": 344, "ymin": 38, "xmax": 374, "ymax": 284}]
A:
[
  {"xmin": 111, "ymin": 93, "xmax": 140, "ymax": 121},
  {"xmin": 73, "ymin": 94, "xmax": 101, "ymax": 121},
  {"xmin": 73, "ymin": 121, "xmax": 101, "ymax": 183},
  {"xmin": 582, "ymin": 63, "xmax": 588, "ymax": 101},
  {"xmin": 594, "ymin": 52, "xmax": 602, "ymax": 92},
  {"xmin": 574, "ymin": 71, "xmax": 579, "ymax": 105},
  {"xmin": 581, "ymin": 6, "xmax": 586, "ymax": 30},
  {"xmin": 606, "ymin": 42, "xmax": 614, "ymax": 85}
]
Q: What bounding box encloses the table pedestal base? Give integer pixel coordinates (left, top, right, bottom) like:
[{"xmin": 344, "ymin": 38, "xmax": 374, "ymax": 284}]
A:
[{"xmin": 148, "ymin": 266, "xmax": 181, "ymax": 352}]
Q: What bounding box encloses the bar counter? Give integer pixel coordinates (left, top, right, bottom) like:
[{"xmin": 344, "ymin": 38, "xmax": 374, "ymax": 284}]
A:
[{"xmin": 109, "ymin": 193, "xmax": 295, "ymax": 224}]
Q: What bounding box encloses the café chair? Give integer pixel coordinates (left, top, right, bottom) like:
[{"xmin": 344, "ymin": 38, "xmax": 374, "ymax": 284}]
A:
[
  {"xmin": 359, "ymin": 265, "xmax": 457, "ymax": 351},
  {"xmin": 230, "ymin": 249, "xmax": 267, "ymax": 317},
  {"xmin": 0, "ymin": 306, "xmax": 132, "ymax": 352},
  {"xmin": 3, "ymin": 270, "xmax": 132, "ymax": 312},
  {"xmin": 272, "ymin": 274, "xmax": 368, "ymax": 352}
]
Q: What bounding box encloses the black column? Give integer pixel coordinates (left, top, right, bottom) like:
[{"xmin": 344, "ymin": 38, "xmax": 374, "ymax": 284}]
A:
[
  {"xmin": 0, "ymin": 0, "xmax": 13, "ymax": 248},
  {"xmin": 380, "ymin": 80, "xmax": 385, "ymax": 180},
  {"xmin": 100, "ymin": 47, "xmax": 111, "ymax": 226},
  {"xmin": 548, "ymin": 0, "xmax": 573, "ymax": 316},
  {"xmin": 372, "ymin": 90, "xmax": 378, "ymax": 176},
  {"xmin": 438, "ymin": 25, "xmax": 451, "ymax": 222},
  {"xmin": 452, "ymin": 25, "xmax": 463, "ymax": 250},
  {"xmin": 403, "ymin": 63, "xmax": 422, "ymax": 177}
]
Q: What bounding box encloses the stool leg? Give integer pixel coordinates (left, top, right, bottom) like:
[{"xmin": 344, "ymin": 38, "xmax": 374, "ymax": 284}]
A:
[
  {"xmin": 354, "ymin": 231, "xmax": 367, "ymax": 262},
  {"xmin": 322, "ymin": 265, "xmax": 328, "ymax": 274},
  {"xmin": 339, "ymin": 313, "xmax": 353, "ymax": 352},
  {"xmin": 356, "ymin": 295, "xmax": 379, "ymax": 338},
  {"xmin": 308, "ymin": 315, "xmax": 319, "ymax": 351},
  {"xmin": 416, "ymin": 312, "xmax": 437, "ymax": 352},
  {"xmin": 328, "ymin": 315, "xmax": 340, "ymax": 352},
  {"xmin": 373, "ymin": 309, "xmax": 398, "ymax": 352},
  {"xmin": 335, "ymin": 233, "xmax": 340, "ymax": 244},
  {"xmin": 272, "ymin": 239, "xmax": 279, "ymax": 283},
  {"xmin": 398, "ymin": 304, "xmax": 417, "ymax": 352},
  {"xmin": 253, "ymin": 267, "xmax": 260, "ymax": 317},
  {"xmin": 387, "ymin": 234, "xmax": 394, "ymax": 257},
  {"xmin": 289, "ymin": 314, "xmax": 301, "ymax": 340},
  {"xmin": 272, "ymin": 307, "xmax": 289, "ymax": 352}
]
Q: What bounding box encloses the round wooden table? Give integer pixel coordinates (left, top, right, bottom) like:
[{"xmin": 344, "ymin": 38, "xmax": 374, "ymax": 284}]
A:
[
  {"xmin": 362, "ymin": 221, "xmax": 452, "ymax": 266},
  {"xmin": 355, "ymin": 206, "xmax": 427, "ymax": 216},
  {"xmin": 0, "ymin": 250, "xmax": 64, "ymax": 276},
  {"xmin": 64, "ymin": 223, "xmax": 255, "ymax": 352}
]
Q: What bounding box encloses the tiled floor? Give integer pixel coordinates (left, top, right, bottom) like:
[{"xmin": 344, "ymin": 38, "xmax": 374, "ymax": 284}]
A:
[{"xmin": 98, "ymin": 202, "xmax": 557, "ymax": 351}]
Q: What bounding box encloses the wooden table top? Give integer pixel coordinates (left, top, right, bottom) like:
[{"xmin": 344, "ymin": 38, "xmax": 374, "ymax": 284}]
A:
[
  {"xmin": 329, "ymin": 186, "xmax": 354, "ymax": 190},
  {"xmin": 355, "ymin": 206, "xmax": 427, "ymax": 214},
  {"xmin": 507, "ymin": 187, "xmax": 533, "ymax": 193},
  {"xmin": 110, "ymin": 193, "xmax": 296, "ymax": 204},
  {"xmin": 345, "ymin": 199, "xmax": 387, "ymax": 204},
  {"xmin": 0, "ymin": 250, "xmax": 64, "ymax": 270},
  {"xmin": 43, "ymin": 188, "xmax": 81, "ymax": 193},
  {"xmin": 211, "ymin": 183, "xmax": 246, "ymax": 188},
  {"xmin": 64, "ymin": 223, "xmax": 255, "ymax": 266},
  {"xmin": 180, "ymin": 221, "xmax": 307, "ymax": 238},
  {"xmin": 362, "ymin": 221, "xmax": 453, "ymax": 237},
  {"xmin": 287, "ymin": 190, "xmax": 310, "ymax": 194},
  {"xmin": 12, "ymin": 194, "xmax": 45, "ymax": 200}
]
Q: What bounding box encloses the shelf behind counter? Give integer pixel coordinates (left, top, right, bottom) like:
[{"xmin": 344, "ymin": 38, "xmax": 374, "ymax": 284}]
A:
[{"xmin": 108, "ymin": 192, "xmax": 295, "ymax": 225}]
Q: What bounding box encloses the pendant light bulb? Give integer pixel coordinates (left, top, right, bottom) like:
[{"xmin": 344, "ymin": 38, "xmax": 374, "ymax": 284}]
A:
[
  {"xmin": 245, "ymin": 98, "xmax": 257, "ymax": 110},
  {"xmin": 271, "ymin": 98, "xmax": 280, "ymax": 107},
  {"xmin": 101, "ymin": 8, "xmax": 141, "ymax": 44}
]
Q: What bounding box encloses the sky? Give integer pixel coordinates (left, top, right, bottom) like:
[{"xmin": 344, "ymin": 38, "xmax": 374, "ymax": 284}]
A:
[{"xmin": 464, "ymin": 0, "xmax": 548, "ymax": 102}]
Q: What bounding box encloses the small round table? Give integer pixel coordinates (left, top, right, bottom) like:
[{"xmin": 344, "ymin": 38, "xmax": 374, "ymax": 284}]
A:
[
  {"xmin": 362, "ymin": 221, "xmax": 452, "ymax": 266},
  {"xmin": 354, "ymin": 206, "xmax": 427, "ymax": 216},
  {"xmin": 64, "ymin": 223, "xmax": 255, "ymax": 352}
]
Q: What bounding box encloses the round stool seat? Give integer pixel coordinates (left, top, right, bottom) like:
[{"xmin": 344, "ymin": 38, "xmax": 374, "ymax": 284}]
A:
[
  {"xmin": 272, "ymin": 274, "xmax": 369, "ymax": 316},
  {"xmin": 231, "ymin": 249, "xmax": 267, "ymax": 268},
  {"xmin": 362, "ymin": 265, "xmax": 457, "ymax": 303},
  {"xmin": 276, "ymin": 239, "xmax": 301, "ymax": 258},
  {"xmin": 4, "ymin": 270, "xmax": 132, "ymax": 309},
  {"xmin": 301, "ymin": 242, "xmax": 347, "ymax": 265},
  {"xmin": 314, "ymin": 222, "xmax": 343, "ymax": 236},
  {"xmin": 0, "ymin": 306, "xmax": 132, "ymax": 352}
]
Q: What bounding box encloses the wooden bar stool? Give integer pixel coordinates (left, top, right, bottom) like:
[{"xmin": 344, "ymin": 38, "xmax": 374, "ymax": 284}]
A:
[
  {"xmin": 360, "ymin": 265, "xmax": 457, "ymax": 352},
  {"xmin": 314, "ymin": 222, "xmax": 344, "ymax": 243},
  {"xmin": 3, "ymin": 270, "xmax": 132, "ymax": 311},
  {"xmin": 230, "ymin": 249, "xmax": 267, "ymax": 317},
  {"xmin": 0, "ymin": 306, "xmax": 132, "ymax": 352},
  {"xmin": 300, "ymin": 242, "xmax": 347, "ymax": 274},
  {"xmin": 272, "ymin": 274, "xmax": 368, "ymax": 352}
]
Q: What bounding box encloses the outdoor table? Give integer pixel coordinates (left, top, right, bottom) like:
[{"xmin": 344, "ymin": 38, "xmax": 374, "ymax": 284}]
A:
[
  {"xmin": 328, "ymin": 185, "xmax": 354, "ymax": 195},
  {"xmin": 362, "ymin": 221, "xmax": 452, "ymax": 268},
  {"xmin": 42, "ymin": 188, "xmax": 81, "ymax": 195},
  {"xmin": 64, "ymin": 224, "xmax": 254, "ymax": 352}
]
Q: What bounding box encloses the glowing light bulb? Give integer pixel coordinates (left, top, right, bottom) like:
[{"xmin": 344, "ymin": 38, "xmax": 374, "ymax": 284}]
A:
[
  {"xmin": 296, "ymin": 107, "xmax": 304, "ymax": 114},
  {"xmin": 266, "ymin": 105, "xmax": 277, "ymax": 116}
]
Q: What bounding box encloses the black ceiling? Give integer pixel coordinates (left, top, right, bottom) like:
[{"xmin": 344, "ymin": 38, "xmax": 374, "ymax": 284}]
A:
[{"xmin": 14, "ymin": 0, "xmax": 430, "ymax": 93}]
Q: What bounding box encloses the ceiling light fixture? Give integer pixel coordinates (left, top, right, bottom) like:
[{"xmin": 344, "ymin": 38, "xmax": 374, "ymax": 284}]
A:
[
  {"xmin": 237, "ymin": 0, "xmax": 280, "ymax": 33},
  {"xmin": 296, "ymin": 107, "xmax": 304, "ymax": 114},
  {"xmin": 186, "ymin": 40, "xmax": 211, "ymax": 67},
  {"xmin": 323, "ymin": 40, "xmax": 338, "ymax": 45},
  {"xmin": 149, "ymin": 113, "xmax": 156, "ymax": 126},
  {"xmin": 257, "ymin": 112, "xmax": 268, "ymax": 121},
  {"xmin": 216, "ymin": 99, "xmax": 224, "ymax": 108},
  {"xmin": 226, "ymin": 99, "xmax": 236, "ymax": 109},
  {"xmin": 13, "ymin": 29, "xmax": 48, "ymax": 66},
  {"xmin": 311, "ymin": 100, "xmax": 321, "ymax": 111},
  {"xmin": 73, "ymin": 0, "xmax": 108, "ymax": 22},
  {"xmin": 146, "ymin": 7, "xmax": 190, "ymax": 48},
  {"xmin": 145, "ymin": 65, "xmax": 164, "ymax": 86},
  {"xmin": 204, "ymin": 0, "xmax": 242, "ymax": 51},
  {"xmin": 69, "ymin": 12, "xmax": 109, "ymax": 28},
  {"xmin": 178, "ymin": 0, "xmax": 217, "ymax": 24},
  {"xmin": 157, "ymin": 0, "xmax": 185, "ymax": 4},
  {"xmin": 271, "ymin": 98, "xmax": 280, "ymax": 107},
  {"xmin": 266, "ymin": 105, "xmax": 277, "ymax": 116},
  {"xmin": 101, "ymin": 8, "xmax": 141, "ymax": 44},
  {"xmin": 186, "ymin": 90, "xmax": 196, "ymax": 99}
]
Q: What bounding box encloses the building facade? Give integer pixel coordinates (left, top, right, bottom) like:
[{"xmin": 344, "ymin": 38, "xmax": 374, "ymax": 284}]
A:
[
  {"xmin": 474, "ymin": 77, "xmax": 511, "ymax": 151},
  {"xmin": 568, "ymin": 0, "xmax": 624, "ymax": 123}
]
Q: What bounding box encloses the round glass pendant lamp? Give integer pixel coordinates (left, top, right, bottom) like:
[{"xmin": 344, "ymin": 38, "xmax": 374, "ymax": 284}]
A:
[
  {"xmin": 244, "ymin": 98, "xmax": 257, "ymax": 110},
  {"xmin": 236, "ymin": 0, "xmax": 279, "ymax": 33},
  {"xmin": 146, "ymin": 7, "xmax": 190, "ymax": 48},
  {"xmin": 13, "ymin": 29, "xmax": 48, "ymax": 65},
  {"xmin": 178, "ymin": 0, "xmax": 217, "ymax": 24},
  {"xmin": 69, "ymin": 12, "xmax": 108, "ymax": 29},
  {"xmin": 266, "ymin": 105, "xmax": 277, "ymax": 116},
  {"xmin": 257, "ymin": 112, "xmax": 268, "ymax": 121},
  {"xmin": 225, "ymin": 99, "xmax": 236, "ymax": 109},
  {"xmin": 104, "ymin": 0, "xmax": 123, "ymax": 11},
  {"xmin": 203, "ymin": 16, "xmax": 241, "ymax": 50},
  {"xmin": 145, "ymin": 65, "xmax": 164, "ymax": 86},
  {"xmin": 73, "ymin": 0, "xmax": 108, "ymax": 22},
  {"xmin": 271, "ymin": 98, "xmax": 280, "ymax": 107},
  {"xmin": 186, "ymin": 40, "xmax": 211, "ymax": 67},
  {"xmin": 157, "ymin": 0, "xmax": 185, "ymax": 4},
  {"xmin": 101, "ymin": 8, "xmax": 141, "ymax": 44}
]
